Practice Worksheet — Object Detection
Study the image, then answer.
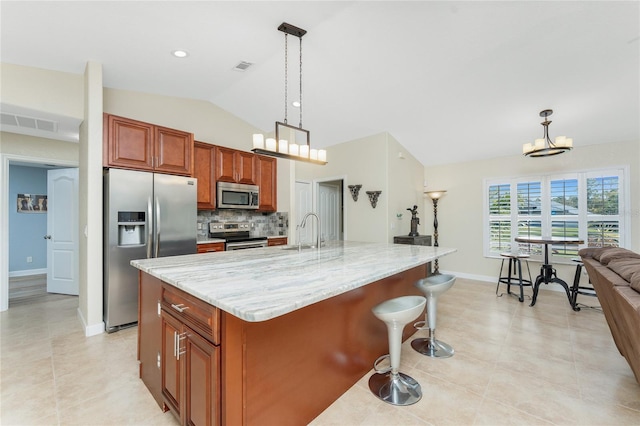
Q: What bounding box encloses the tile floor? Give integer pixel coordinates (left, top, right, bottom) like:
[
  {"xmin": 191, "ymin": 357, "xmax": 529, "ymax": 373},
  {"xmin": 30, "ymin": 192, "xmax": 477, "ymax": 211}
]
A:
[{"xmin": 1, "ymin": 278, "xmax": 640, "ymax": 425}]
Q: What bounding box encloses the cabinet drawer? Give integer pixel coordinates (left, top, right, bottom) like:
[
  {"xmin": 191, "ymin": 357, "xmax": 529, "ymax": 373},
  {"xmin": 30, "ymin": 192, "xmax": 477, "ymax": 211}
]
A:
[
  {"xmin": 162, "ymin": 283, "xmax": 220, "ymax": 345},
  {"xmin": 197, "ymin": 242, "xmax": 225, "ymax": 253},
  {"xmin": 268, "ymin": 237, "xmax": 288, "ymax": 247}
]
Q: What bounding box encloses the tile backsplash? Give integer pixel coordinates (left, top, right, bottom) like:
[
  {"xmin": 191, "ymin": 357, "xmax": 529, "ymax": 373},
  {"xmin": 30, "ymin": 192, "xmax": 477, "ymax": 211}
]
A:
[{"xmin": 197, "ymin": 210, "xmax": 288, "ymax": 238}]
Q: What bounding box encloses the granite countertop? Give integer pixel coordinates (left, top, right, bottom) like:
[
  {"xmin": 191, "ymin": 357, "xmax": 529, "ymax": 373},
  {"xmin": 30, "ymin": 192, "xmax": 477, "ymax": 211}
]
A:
[
  {"xmin": 131, "ymin": 240, "xmax": 456, "ymax": 322},
  {"xmin": 196, "ymin": 237, "xmax": 225, "ymax": 244}
]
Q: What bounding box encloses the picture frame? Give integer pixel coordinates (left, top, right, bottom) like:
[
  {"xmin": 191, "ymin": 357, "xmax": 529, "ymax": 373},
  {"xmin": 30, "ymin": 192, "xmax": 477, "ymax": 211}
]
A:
[{"xmin": 17, "ymin": 193, "xmax": 47, "ymax": 213}]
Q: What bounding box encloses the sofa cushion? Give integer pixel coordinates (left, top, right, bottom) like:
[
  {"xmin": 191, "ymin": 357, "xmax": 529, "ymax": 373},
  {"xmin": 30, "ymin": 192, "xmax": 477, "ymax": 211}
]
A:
[
  {"xmin": 608, "ymin": 258, "xmax": 640, "ymax": 282},
  {"xmin": 599, "ymin": 247, "xmax": 640, "ymax": 265},
  {"xmin": 579, "ymin": 247, "xmax": 609, "ymax": 260},
  {"xmin": 631, "ymin": 271, "xmax": 640, "ymax": 293}
]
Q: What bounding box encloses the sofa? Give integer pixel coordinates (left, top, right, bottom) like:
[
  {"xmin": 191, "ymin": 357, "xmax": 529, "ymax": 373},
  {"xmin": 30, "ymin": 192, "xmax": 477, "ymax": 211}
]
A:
[{"xmin": 579, "ymin": 247, "xmax": 640, "ymax": 384}]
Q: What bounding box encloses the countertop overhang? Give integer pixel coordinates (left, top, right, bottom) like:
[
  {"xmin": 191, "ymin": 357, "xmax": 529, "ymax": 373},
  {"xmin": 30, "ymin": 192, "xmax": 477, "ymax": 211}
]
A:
[{"xmin": 131, "ymin": 240, "xmax": 456, "ymax": 322}]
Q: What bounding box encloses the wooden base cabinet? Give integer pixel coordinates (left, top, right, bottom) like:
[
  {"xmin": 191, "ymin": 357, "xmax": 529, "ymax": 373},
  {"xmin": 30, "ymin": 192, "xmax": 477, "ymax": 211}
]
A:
[
  {"xmin": 196, "ymin": 242, "xmax": 225, "ymax": 253},
  {"xmin": 162, "ymin": 312, "xmax": 220, "ymax": 426},
  {"xmin": 138, "ymin": 273, "xmax": 165, "ymax": 410},
  {"xmin": 267, "ymin": 237, "xmax": 287, "ymax": 247},
  {"xmin": 160, "ymin": 284, "xmax": 220, "ymax": 426}
]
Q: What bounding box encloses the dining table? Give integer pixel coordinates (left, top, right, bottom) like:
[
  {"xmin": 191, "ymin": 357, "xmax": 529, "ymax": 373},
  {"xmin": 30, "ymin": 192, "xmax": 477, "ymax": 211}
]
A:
[{"xmin": 514, "ymin": 236, "xmax": 584, "ymax": 308}]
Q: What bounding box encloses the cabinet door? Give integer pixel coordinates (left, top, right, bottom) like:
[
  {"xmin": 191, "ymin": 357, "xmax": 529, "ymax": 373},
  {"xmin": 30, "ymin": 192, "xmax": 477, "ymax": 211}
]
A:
[
  {"xmin": 139, "ymin": 274, "xmax": 164, "ymax": 409},
  {"xmin": 194, "ymin": 142, "xmax": 216, "ymax": 210},
  {"xmin": 155, "ymin": 126, "xmax": 194, "ymax": 176},
  {"xmin": 184, "ymin": 326, "xmax": 220, "ymax": 426},
  {"xmin": 213, "ymin": 146, "xmax": 236, "ymax": 183},
  {"xmin": 256, "ymin": 155, "xmax": 277, "ymax": 212},
  {"xmin": 236, "ymin": 151, "xmax": 256, "ymax": 185},
  {"xmin": 162, "ymin": 311, "xmax": 183, "ymax": 418},
  {"xmin": 104, "ymin": 114, "xmax": 154, "ymax": 171}
]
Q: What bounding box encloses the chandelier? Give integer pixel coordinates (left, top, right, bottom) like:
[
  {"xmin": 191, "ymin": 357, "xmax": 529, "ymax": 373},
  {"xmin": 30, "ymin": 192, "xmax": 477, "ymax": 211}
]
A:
[
  {"xmin": 251, "ymin": 22, "xmax": 327, "ymax": 165},
  {"xmin": 522, "ymin": 109, "xmax": 573, "ymax": 157}
]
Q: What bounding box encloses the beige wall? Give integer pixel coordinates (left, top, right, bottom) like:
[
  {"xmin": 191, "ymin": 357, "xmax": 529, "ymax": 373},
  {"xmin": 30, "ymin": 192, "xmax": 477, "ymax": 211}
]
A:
[
  {"xmin": 103, "ymin": 88, "xmax": 291, "ymax": 210},
  {"xmin": 0, "ymin": 132, "xmax": 79, "ymax": 160},
  {"xmin": 295, "ymin": 132, "xmax": 425, "ymax": 243},
  {"xmin": 0, "ymin": 63, "xmax": 84, "ymax": 119},
  {"xmin": 425, "ymin": 139, "xmax": 640, "ymax": 283}
]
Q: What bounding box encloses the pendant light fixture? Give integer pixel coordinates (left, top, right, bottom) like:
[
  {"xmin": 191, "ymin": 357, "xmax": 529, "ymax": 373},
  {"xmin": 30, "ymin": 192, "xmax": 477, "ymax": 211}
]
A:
[
  {"xmin": 252, "ymin": 22, "xmax": 327, "ymax": 165},
  {"xmin": 522, "ymin": 109, "xmax": 573, "ymax": 157}
]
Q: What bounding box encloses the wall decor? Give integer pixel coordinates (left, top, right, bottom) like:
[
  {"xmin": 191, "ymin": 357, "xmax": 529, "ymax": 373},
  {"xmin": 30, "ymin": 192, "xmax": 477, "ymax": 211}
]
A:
[
  {"xmin": 348, "ymin": 184, "xmax": 362, "ymax": 202},
  {"xmin": 17, "ymin": 193, "xmax": 47, "ymax": 213},
  {"xmin": 366, "ymin": 191, "xmax": 381, "ymax": 208}
]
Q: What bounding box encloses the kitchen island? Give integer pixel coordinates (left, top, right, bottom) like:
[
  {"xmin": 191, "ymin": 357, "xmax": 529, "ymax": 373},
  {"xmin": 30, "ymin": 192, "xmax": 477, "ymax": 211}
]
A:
[{"xmin": 132, "ymin": 241, "xmax": 456, "ymax": 426}]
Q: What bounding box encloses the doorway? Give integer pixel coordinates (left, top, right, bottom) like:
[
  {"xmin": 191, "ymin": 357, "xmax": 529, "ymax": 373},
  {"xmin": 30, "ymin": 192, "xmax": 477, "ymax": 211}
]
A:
[{"xmin": 0, "ymin": 154, "xmax": 79, "ymax": 311}]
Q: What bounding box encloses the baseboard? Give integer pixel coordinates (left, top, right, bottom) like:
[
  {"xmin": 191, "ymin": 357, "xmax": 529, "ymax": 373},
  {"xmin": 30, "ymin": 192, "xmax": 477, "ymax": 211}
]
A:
[
  {"xmin": 77, "ymin": 307, "xmax": 105, "ymax": 336},
  {"xmin": 9, "ymin": 269, "xmax": 46, "ymax": 278}
]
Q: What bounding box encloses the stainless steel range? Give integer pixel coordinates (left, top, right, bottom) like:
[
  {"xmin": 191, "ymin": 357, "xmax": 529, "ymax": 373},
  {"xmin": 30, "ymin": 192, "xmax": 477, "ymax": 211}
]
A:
[{"xmin": 208, "ymin": 222, "xmax": 268, "ymax": 250}]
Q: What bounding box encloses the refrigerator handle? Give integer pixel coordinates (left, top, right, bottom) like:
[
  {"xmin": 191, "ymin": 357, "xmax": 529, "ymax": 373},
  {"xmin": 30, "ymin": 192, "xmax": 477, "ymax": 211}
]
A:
[
  {"xmin": 147, "ymin": 196, "xmax": 153, "ymax": 259},
  {"xmin": 155, "ymin": 196, "xmax": 161, "ymax": 258}
]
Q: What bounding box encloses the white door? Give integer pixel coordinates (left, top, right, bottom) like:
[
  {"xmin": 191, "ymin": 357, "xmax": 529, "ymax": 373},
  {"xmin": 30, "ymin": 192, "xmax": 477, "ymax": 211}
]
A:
[
  {"xmin": 46, "ymin": 168, "xmax": 79, "ymax": 295},
  {"xmin": 295, "ymin": 181, "xmax": 312, "ymax": 245},
  {"xmin": 318, "ymin": 182, "xmax": 342, "ymax": 241}
]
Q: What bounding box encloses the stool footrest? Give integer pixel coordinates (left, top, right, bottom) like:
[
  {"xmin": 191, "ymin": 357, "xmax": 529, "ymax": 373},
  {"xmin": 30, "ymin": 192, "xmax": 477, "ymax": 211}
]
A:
[{"xmin": 372, "ymin": 354, "xmax": 392, "ymax": 374}]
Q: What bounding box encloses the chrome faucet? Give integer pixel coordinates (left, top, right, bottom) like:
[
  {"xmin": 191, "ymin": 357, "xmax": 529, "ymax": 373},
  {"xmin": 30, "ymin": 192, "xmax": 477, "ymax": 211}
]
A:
[{"xmin": 299, "ymin": 212, "xmax": 322, "ymax": 249}]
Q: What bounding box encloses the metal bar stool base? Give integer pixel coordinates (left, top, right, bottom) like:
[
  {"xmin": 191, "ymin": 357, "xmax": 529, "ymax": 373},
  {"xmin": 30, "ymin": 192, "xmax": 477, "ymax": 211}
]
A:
[
  {"xmin": 411, "ymin": 337, "xmax": 454, "ymax": 358},
  {"xmin": 368, "ymin": 372, "xmax": 422, "ymax": 406}
]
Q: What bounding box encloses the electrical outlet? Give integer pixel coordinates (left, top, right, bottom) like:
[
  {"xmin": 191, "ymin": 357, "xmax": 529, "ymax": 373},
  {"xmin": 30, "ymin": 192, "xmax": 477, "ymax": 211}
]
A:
[{"xmin": 26, "ymin": 256, "xmax": 33, "ymax": 263}]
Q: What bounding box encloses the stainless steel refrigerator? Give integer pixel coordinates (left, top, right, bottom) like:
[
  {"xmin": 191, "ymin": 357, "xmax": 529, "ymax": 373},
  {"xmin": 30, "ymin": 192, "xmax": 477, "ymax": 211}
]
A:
[{"xmin": 103, "ymin": 168, "xmax": 197, "ymax": 332}]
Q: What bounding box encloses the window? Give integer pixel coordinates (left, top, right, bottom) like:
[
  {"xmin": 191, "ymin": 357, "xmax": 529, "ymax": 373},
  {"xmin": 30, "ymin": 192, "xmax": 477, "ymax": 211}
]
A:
[{"xmin": 484, "ymin": 167, "xmax": 628, "ymax": 262}]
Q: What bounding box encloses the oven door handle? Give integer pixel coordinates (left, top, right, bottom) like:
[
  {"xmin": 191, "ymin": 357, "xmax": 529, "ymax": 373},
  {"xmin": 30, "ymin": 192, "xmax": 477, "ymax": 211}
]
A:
[{"xmin": 226, "ymin": 240, "xmax": 268, "ymax": 250}]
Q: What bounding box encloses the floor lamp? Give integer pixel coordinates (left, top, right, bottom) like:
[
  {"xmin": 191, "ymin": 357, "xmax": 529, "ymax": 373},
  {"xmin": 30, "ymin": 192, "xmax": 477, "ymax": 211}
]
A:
[{"xmin": 425, "ymin": 190, "xmax": 447, "ymax": 274}]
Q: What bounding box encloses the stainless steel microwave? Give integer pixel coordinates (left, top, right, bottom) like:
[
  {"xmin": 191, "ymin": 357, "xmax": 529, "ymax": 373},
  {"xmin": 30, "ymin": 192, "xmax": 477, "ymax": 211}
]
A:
[{"xmin": 217, "ymin": 182, "xmax": 259, "ymax": 209}]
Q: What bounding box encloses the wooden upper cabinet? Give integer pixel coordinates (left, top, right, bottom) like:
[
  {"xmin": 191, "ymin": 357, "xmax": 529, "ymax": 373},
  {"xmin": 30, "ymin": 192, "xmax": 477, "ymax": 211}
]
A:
[
  {"xmin": 214, "ymin": 146, "xmax": 256, "ymax": 185},
  {"xmin": 103, "ymin": 113, "xmax": 193, "ymax": 176},
  {"xmin": 236, "ymin": 151, "xmax": 256, "ymax": 185},
  {"xmin": 155, "ymin": 126, "xmax": 193, "ymax": 176},
  {"xmin": 103, "ymin": 114, "xmax": 154, "ymax": 171},
  {"xmin": 194, "ymin": 142, "xmax": 216, "ymax": 210},
  {"xmin": 256, "ymin": 155, "xmax": 277, "ymax": 212}
]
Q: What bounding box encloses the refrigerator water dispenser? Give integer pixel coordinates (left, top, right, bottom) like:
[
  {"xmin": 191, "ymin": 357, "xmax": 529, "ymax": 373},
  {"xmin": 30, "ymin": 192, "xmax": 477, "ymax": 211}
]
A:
[{"xmin": 117, "ymin": 211, "xmax": 145, "ymax": 246}]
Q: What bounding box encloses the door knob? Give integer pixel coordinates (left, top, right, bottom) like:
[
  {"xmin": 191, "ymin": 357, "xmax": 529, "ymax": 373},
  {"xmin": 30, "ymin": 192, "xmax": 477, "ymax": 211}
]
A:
[{"xmin": 44, "ymin": 235, "xmax": 52, "ymax": 239}]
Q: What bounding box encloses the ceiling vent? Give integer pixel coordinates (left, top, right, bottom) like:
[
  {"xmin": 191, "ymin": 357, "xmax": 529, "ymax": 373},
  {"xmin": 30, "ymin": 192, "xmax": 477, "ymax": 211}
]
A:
[
  {"xmin": 1, "ymin": 112, "xmax": 58, "ymax": 133},
  {"xmin": 233, "ymin": 61, "xmax": 253, "ymax": 72}
]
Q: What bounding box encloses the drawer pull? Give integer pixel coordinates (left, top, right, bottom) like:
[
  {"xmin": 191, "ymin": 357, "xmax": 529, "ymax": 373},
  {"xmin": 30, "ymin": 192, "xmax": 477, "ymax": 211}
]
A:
[{"xmin": 171, "ymin": 303, "xmax": 189, "ymax": 313}]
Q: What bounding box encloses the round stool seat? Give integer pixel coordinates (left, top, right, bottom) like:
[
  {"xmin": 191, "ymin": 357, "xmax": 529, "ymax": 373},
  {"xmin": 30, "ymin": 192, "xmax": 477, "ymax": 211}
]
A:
[
  {"xmin": 372, "ymin": 295, "xmax": 427, "ymax": 325},
  {"xmin": 412, "ymin": 274, "xmax": 456, "ymax": 358},
  {"xmin": 369, "ymin": 295, "xmax": 426, "ymax": 406},
  {"xmin": 415, "ymin": 274, "xmax": 456, "ymax": 297}
]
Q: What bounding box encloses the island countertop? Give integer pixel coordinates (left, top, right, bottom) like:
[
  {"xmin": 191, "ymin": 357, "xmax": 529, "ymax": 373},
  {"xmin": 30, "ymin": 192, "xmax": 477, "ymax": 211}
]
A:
[{"xmin": 131, "ymin": 240, "xmax": 456, "ymax": 322}]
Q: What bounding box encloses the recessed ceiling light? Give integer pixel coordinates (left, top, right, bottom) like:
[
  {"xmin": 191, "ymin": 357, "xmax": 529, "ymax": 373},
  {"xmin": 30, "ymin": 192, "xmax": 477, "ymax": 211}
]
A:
[
  {"xmin": 171, "ymin": 50, "xmax": 189, "ymax": 58},
  {"xmin": 292, "ymin": 101, "xmax": 301, "ymax": 108}
]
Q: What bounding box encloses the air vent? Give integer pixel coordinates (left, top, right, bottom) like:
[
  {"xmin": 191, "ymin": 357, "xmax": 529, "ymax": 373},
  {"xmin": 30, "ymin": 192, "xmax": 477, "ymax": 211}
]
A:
[
  {"xmin": 233, "ymin": 61, "xmax": 253, "ymax": 72},
  {"xmin": 1, "ymin": 112, "xmax": 58, "ymax": 133}
]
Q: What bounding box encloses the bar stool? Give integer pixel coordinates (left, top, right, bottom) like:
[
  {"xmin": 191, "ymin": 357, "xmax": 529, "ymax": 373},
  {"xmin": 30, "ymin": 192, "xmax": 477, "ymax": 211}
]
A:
[
  {"xmin": 411, "ymin": 274, "xmax": 456, "ymax": 358},
  {"xmin": 570, "ymin": 258, "xmax": 599, "ymax": 311},
  {"xmin": 496, "ymin": 252, "xmax": 532, "ymax": 302},
  {"xmin": 368, "ymin": 295, "xmax": 426, "ymax": 406}
]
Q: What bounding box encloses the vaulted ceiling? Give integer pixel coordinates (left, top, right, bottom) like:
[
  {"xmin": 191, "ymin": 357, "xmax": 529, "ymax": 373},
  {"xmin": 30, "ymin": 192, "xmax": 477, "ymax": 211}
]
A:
[{"xmin": 2, "ymin": 1, "xmax": 638, "ymax": 166}]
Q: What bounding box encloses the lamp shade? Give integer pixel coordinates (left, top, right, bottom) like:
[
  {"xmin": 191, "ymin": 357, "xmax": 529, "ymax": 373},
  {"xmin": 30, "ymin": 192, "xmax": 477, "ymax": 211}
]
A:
[{"xmin": 425, "ymin": 190, "xmax": 447, "ymax": 200}]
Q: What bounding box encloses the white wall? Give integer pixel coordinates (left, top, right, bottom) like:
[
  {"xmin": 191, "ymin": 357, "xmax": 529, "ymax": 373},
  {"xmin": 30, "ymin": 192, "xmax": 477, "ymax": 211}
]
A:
[{"xmin": 424, "ymin": 139, "xmax": 640, "ymax": 283}]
